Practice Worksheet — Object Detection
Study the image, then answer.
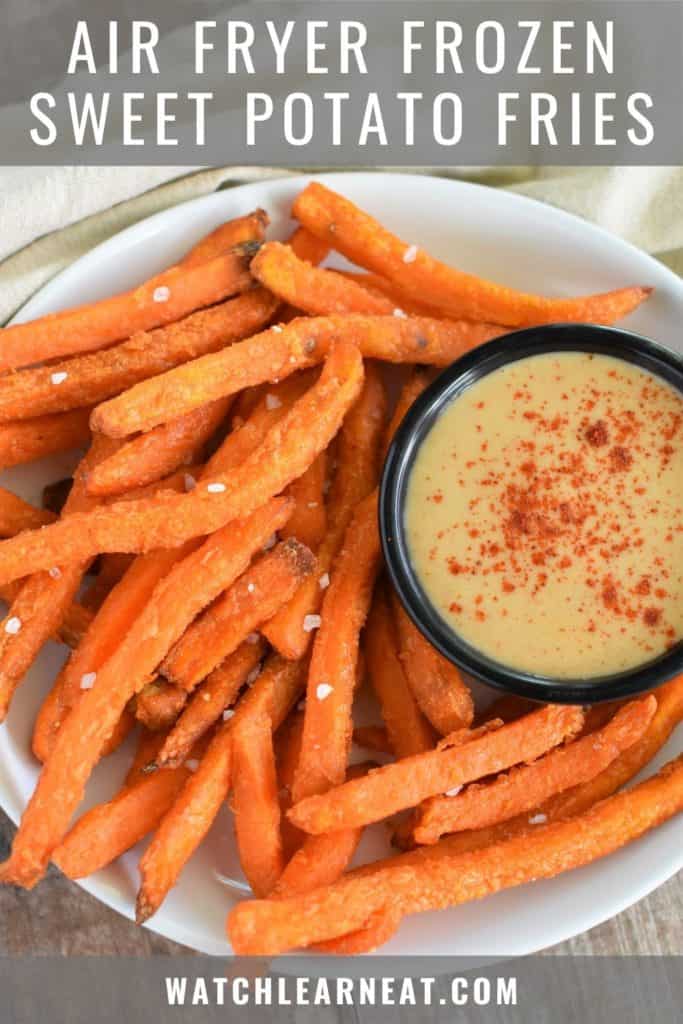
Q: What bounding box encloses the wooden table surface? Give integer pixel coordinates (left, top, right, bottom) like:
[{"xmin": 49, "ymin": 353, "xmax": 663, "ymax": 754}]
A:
[{"xmin": 1, "ymin": 811, "xmax": 680, "ymax": 956}]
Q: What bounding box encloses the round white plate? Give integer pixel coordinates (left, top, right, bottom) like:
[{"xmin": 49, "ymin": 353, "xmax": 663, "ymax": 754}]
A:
[{"xmin": 2, "ymin": 172, "xmax": 681, "ymax": 958}]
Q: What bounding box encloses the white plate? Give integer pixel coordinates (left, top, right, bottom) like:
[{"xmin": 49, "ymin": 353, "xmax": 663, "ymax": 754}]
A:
[{"xmin": 2, "ymin": 172, "xmax": 681, "ymax": 958}]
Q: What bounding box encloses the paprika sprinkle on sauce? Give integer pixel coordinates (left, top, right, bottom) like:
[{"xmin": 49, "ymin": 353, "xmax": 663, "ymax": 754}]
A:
[{"xmin": 404, "ymin": 351, "xmax": 683, "ymax": 678}]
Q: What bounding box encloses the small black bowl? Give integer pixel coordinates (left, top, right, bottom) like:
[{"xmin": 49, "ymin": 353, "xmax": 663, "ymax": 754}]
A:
[{"xmin": 379, "ymin": 323, "xmax": 683, "ymax": 704}]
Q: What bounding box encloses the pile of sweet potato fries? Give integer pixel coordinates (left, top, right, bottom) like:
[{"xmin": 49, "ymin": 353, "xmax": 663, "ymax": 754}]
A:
[{"xmin": 0, "ymin": 182, "xmax": 679, "ymax": 956}]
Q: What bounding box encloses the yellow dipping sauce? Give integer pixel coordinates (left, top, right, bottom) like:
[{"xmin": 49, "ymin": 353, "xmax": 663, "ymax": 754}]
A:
[{"xmin": 405, "ymin": 351, "xmax": 683, "ymax": 678}]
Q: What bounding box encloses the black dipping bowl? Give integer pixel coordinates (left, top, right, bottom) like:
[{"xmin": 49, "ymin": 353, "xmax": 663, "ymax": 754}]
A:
[{"xmin": 379, "ymin": 323, "xmax": 683, "ymax": 704}]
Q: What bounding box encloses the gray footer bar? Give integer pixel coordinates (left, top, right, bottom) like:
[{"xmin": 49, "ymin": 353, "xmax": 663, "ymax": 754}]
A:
[{"xmin": 0, "ymin": 955, "xmax": 681, "ymax": 1023}]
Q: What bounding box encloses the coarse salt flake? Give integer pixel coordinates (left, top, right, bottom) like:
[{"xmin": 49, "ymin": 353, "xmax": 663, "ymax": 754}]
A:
[
  {"xmin": 202, "ymin": 692, "xmax": 211, "ymax": 702},
  {"xmin": 319, "ymin": 573, "xmax": 330, "ymax": 589},
  {"xmin": 50, "ymin": 372, "xmax": 68, "ymax": 385},
  {"xmin": 528, "ymin": 813, "xmax": 547, "ymax": 825},
  {"xmin": 246, "ymin": 666, "xmax": 261, "ymax": 686},
  {"xmin": 393, "ymin": 308, "xmax": 408, "ymax": 319},
  {"xmin": 303, "ymin": 614, "xmax": 322, "ymax": 633},
  {"xmin": 265, "ymin": 393, "xmax": 282, "ymax": 410},
  {"xmin": 153, "ymin": 286, "xmax": 170, "ymax": 303},
  {"xmin": 185, "ymin": 758, "xmax": 200, "ymax": 772},
  {"xmin": 4, "ymin": 616, "xmax": 21, "ymax": 635},
  {"xmin": 247, "ymin": 582, "xmax": 256, "ymax": 594},
  {"xmin": 307, "ymin": 501, "xmax": 318, "ymax": 509},
  {"xmin": 444, "ymin": 785, "xmax": 462, "ymax": 798},
  {"xmin": 271, "ymin": 324, "xmax": 284, "ymax": 333},
  {"xmin": 207, "ymin": 482, "xmax": 226, "ymax": 493},
  {"xmin": 316, "ymin": 683, "xmax": 333, "ymax": 701},
  {"xmin": 48, "ymin": 567, "xmax": 62, "ymax": 579},
  {"xmin": 80, "ymin": 672, "xmax": 97, "ymax": 690},
  {"xmin": 222, "ymin": 708, "xmax": 235, "ymax": 721},
  {"xmin": 184, "ymin": 474, "xmax": 196, "ymax": 492},
  {"xmin": 403, "ymin": 245, "xmax": 418, "ymax": 264}
]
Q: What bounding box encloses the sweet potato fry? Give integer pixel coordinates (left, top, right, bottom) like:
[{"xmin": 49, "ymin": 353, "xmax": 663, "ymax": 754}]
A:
[
  {"xmin": 327, "ymin": 363, "xmax": 387, "ymax": 537},
  {"xmin": 284, "ymin": 452, "xmax": 327, "ymax": 552},
  {"xmin": 274, "ymin": 762, "xmax": 376, "ymax": 898},
  {"xmin": 381, "ymin": 375, "xmax": 464, "ymax": 752},
  {"xmin": 134, "ymin": 681, "xmax": 188, "ymax": 732},
  {"xmin": 0, "ymin": 344, "xmax": 362, "ymax": 585},
  {"xmin": 292, "ymin": 492, "xmax": 382, "ymax": 802},
  {"xmin": 134, "ymin": 510, "xmax": 296, "ymax": 737},
  {"xmin": 0, "ymin": 354, "xmax": 358, "ymax": 585},
  {"xmin": 0, "ymin": 488, "xmax": 55, "ymax": 537},
  {"xmin": 229, "ymin": 752, "xmax": 683, "ymax": 955},
  {"xmin": 82, "ymin": 553, "xmax": 135, "ymax": 611},
  {"xmin": 577, "ymin": 701, "xmax": 625, "ymax": 738},
  {"xmin": 0, "ymin": 434, "xmax": 118, "ymax": 722},
  {"xmin": 293, "ymin": 182, "xmax": 652, "ymax": 327},
  {"xmin": 91, "ymin": 315, "xmax": 495, "ymax": 439},
  {"xmin": 33, "ymin": 466, "xmax": 193, "ymax": 755},
  {"xmin": 151, "ymin": 639, "xmax": 266, "ymax": 769},
  {"xmin": 181, "ymin": 210, "xmax": 269, "ymax": 267},
  {"xmin": 409, "ymin": 677, "xmax": 683, "ymax": 859},
  {"xmin": 204, "ymin": 372, "xmax": 314, "ymax": 478},
  {"xmin": 0, "ymin": 497, "xmax": 293, "ymax": 887},
  {"xmin": 546, "ymin": 675, "xmax": 683, "ymax": 820},
  {"xmin": 55, "ymin": 600, "xmax": 93, "ymax": 650},
  {"xmin": 260, "ymin": 569, "xmax": 324, "ymax": 664},
  {"xmin": 289, "ymin": 705, "xmax": 584, "ymax": 834},
  {"xmin": 364, "ymin": 588, "xmax": 435, "ymax": 757},
  {"xmin": 0, "ymin": 567, "xmax": 78, "ymax": 721},
  {"xmin": 352, "ymin": 725, "xmax": 393, "ymax": 756},
  {"xmin": 276, "ymin": 709, "xmax": 305, "ymax": 774},
  {"xmin": 52, "ymin": 762, "xmax": 192, "ymax": 878},
  {"xmin": 32, "ymin": 546, "xmax": 189, "ymax": 762},
  {"xmin": 264, "ymin": 364, "xmax": 386, "ymax": 659},
  {"xmin": 125, "ymin": 375, "xmax": 314, "ymax": 730},
  {"xmin": 0, "ymin": 408, "xmax": 92, "ymax": 469},
  {"xmin": 276, "ymin": 710, "xmax": 306, "ymax": 859},
  {"xmin": 126, "ymin": 729, "xmax": 168, "ymax": 786},
  {"xmin": 336, "ymin": 271, "xmax": 446, "ymax": 319},
  {"xmin": 287, "ymin": 226, "xmax": 330, "ymax": 265},
  {"xmin": 475, "ymin": 694, "xmax": 538, "ymax": 726},
  {"xmin": 391, "ymin": 597, "xmax": 474, "ymax": 737},
  {"xmin": 136, "ymin": 655, "xmax": 305, "ymax": 921},
  {"xmin": 383, "ymin": 368, "xmax": 437, "ymax": 459},
  {"xmin": 232, "ymin": 704, "xmax": 284, "ymax": 897},
  {"xmin": 235, "ymin": 655, "xmax": 308, "ymax": 740},
  {"xmin": 252, "ymin": 241, "xmax": 395, "ymax": 316},
  {"xmin": 162, "ymin": 539, "xmax": 315, "ymax": 693},
  {"xmin": 122, "ymin": 377, "xmax": 310, "ymax": 733},
  {"xmin": 413, "ymin": 696, "xmax": 656, "ymax": 845},
  {"xmin": 273, "ymin": 827, "xmax": 360, "ymax": 900},
  {"xmin": 136, "ymin": 723, "xmax": 234, "ymax": 923},
  {"xmin": 0, "ymin": 290, "xmax": 278, "ymax": 424},
  {"xmin": 101, "ymin": 709, "xmax": 137, "ymax": 758},
  {"xmin": 313, "ymin": 906, "xmax": 403, "ymax": 955},
  {"xmin": 0, "ymin": 248, "xmax": 258, "ymax": 371},
  {"xmin": 86, "ymin": 397, "xmax": 233, "ymax": 497},
  {"xmin": 101, "ymin": 465, "xmax": 196, "ymax": 504}
]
